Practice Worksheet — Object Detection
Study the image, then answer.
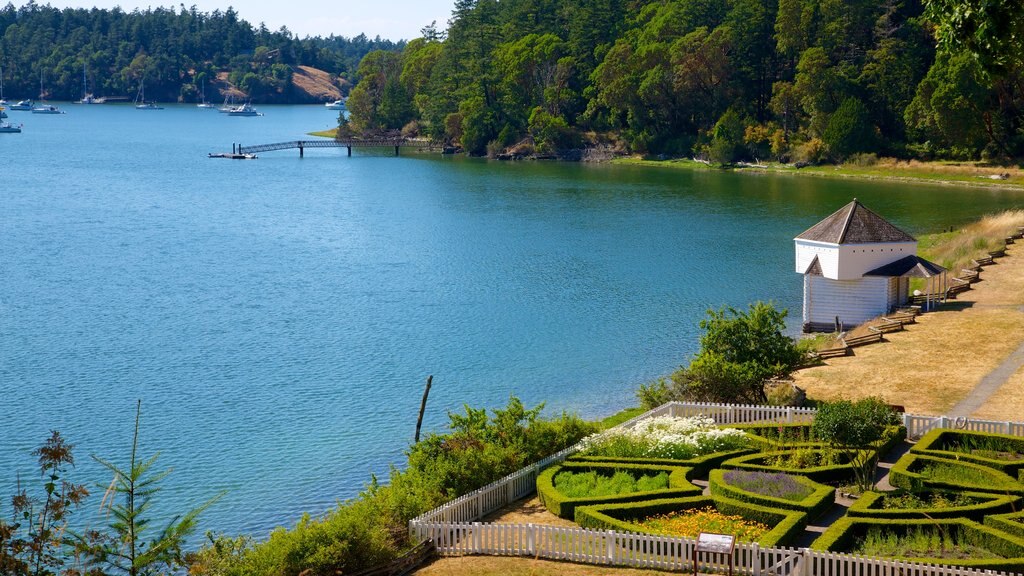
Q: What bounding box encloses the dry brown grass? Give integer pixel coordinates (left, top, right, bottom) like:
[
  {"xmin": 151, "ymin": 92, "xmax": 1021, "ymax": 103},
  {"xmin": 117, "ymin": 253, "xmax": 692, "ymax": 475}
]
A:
[
  {"xmin": 291, "ymin": 66, "xmax": 342, "ymax": 101},
  {"xmin": 793, "ymin": 243, "xmax": 1024, "ymax": 418},
  {"xmin": 919, "ymin": 210, "xmax": 1024, "ymax": 274},
  {"xmin": 482, "ymin": 497, "xmax": 577, "ymax": 528},
  {"xmin": 414, "ymin": 555, "xmax": 677, "ymax": 576},
  {"xmin": 971, "ymin": 365, "xmax": 1024, "ymax": 420},
  {"xmin": 871, "ymin": 158, "xmax": 1024, "ymax": 179}
]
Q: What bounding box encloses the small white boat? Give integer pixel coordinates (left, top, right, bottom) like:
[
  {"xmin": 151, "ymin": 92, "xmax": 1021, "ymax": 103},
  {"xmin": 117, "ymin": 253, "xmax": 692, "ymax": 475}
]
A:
[
  {"xmin": 32, "ymin": 104, "xmax": 65, "ymax": 114},
  {"xmin": 134, "ymin": 82, "xmax": 163, "ymax": 110},
  {"xmin": 9, "ymin": 99, "xmax": 33, "ymax": 111},
  {"xmin": 325, "ymin": 99, "xmax": 346, "ymax": 110},
  {"xmin": 227, "ymin": 103, "xmax": 262, "ymax": 117},
  {"xmin": 76, "ymin": 65, "xmax": 105, "ymax": 104},
  {"xmin": 197, "ymin": 80, "xmax": 216, "ymax": 108},
  {"xmin": 0, "ymin": 119, "xmax": 22, "ymax": 133}
]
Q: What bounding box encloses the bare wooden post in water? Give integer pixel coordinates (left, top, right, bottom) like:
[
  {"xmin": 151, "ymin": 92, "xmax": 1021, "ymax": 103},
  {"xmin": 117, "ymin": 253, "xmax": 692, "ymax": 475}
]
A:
[{"xmin": 415, "ymin": 375, "xmax": 433, "ymax": 442}]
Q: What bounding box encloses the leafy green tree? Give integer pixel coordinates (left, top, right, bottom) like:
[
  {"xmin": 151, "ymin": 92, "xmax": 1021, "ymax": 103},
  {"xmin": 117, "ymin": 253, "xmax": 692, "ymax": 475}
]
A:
[
  {"xmin": 811, "ymin": 397, "xmax": 900, "ymax": 491},
  {"xmin": 823, "ymin": 97, "xmax": 875, "ymax": 158},
  {"xmin": 458, "ymin": 95, "xmax": 498, "ymax": 155},
  {"xmin": 528, "ymin": 106, "xmax": 577, "ymax": 153},
  {"xmin": 707, "ymin": 107, "xmax": 747, "ymax": 164},
  {"xmin": 924, "ymin": 0, "xmax": 1024, "ymax": 77},
  {"xmin": 905, "ymin": 52, "xmax": 992, "ymax": 156},
  {"xmin": 638, "ymin": 302, "xmax": 803, "ymax": 408}
]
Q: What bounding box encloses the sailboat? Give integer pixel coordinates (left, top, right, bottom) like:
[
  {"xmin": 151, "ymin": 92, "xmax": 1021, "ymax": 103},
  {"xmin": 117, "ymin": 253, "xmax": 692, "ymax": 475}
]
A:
[
  {"xmin": 134, "ymin": 81, "xmax": 163, "ymax": 110},
  {"xmin": 217, "ymin": 93, "xmax": 236, "ymax": 113},
  {"xmin": 32, "ymin": 75, "xmax": 65, "ymax": 114},
  {"xmin": 197, "ymin": 80, "xmax": 215, "ymax": 108},
  {"xmin": 77, "ymin": 64, "xmax": 105, "ymax": 104}
]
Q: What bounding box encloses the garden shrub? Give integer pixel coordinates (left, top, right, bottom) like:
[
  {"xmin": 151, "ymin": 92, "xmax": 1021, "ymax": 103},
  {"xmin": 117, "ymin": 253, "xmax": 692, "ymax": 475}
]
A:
[
  {"xmin": 536, "ymin": 462, "xmax": 700, "ymax": 519},
  {"xmin": 888, "ymin": 453, "xmax": 1024, "ymax": 494},
  {"xmin": 728, "ymin": 422, "xmax": 820, "ymax": 449},
  {"xmin": 812, "ymin": 517, "xmax": 1024, "ymax": 570},
  {"xmin": 575, "ymin": 495, "xmax": 806, "ymax": 547},
  {"xmin": 812, "ymin": 398, "xmax": 902, "ymax": 491},
  {"xmin": 985, "ymin": 511, "xmax": 1024, "ymax": 540},
  {"xmin": 708, "ymin": 469, "xmax": 834, "ymax": 520},
  {"xmin": 847, "ymin": 490, "xmax": 1020, "ymax": 520},
  {"xmin": 578, "ymin": 415, "xmax": 751, "ymax": 460},
  {"xmin": 911, "ymin": 429, "xmax": 1024, "ymax": 477},
  {"xmin": 720, "ymin": 448, "xmax": 866, "ymax": 483},
  {"xmin": 568, "ymin": 447, "xmax": 754, "ymax": 475}
]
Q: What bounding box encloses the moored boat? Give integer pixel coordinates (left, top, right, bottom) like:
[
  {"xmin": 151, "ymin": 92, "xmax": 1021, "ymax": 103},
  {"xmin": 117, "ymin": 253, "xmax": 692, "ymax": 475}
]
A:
[
  {"xmin": 9, "ymin": 99, "xmax": 33, "ymax": 111},
  {"xmin": 325, "ymin": 98, "xmax": 346, "ymax": 110},
  {"xmin": 31, "ymin": 104, "xmax": 65, "ymax": 114},
  {"xmin": 227, "ymin": 102, "xmax": 262, "ymax": 117}
]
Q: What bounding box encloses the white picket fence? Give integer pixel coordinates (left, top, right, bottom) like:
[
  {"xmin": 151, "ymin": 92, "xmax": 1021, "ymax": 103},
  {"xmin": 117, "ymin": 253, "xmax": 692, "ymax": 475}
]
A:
[{"xmin": 409, "ymin": 401, "xmax": 1024, "ymax": 576}]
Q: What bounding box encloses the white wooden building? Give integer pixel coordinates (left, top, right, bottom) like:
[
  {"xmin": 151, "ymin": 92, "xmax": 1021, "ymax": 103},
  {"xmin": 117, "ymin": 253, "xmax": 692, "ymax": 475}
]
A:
[{"xmin": 795, "ymin": 199, "xmax": 946, "ymax": 332}]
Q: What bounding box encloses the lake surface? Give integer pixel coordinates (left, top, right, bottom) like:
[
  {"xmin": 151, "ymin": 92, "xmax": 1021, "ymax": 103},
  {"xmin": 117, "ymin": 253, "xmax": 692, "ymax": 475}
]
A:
[{"xmin": 2, "ymin": 103, "xmax": 1022, "ymax": 541}]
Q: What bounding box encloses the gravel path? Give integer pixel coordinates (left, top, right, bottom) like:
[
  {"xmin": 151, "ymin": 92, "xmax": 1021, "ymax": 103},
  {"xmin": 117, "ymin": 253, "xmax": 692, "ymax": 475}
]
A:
[{"xmin": 947, "ymin": 338, "xmax": 1024, "ymax": 417}]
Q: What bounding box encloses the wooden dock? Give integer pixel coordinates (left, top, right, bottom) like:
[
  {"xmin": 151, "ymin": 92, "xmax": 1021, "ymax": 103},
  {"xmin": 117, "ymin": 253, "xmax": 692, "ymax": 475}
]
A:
[{"xmin": 212, "ymin": 138, "xmax": 433, "ymax": 158}]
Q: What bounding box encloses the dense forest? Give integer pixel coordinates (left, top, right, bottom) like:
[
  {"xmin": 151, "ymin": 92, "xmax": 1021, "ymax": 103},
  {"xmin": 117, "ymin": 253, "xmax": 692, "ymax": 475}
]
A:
[
  {"xmin": 344, "ymin": 0, "xmax": 1024, "ymax": 162},
  {"xmin": 0, "ymin": 2, "xmax": 402, "ymax": 103}
]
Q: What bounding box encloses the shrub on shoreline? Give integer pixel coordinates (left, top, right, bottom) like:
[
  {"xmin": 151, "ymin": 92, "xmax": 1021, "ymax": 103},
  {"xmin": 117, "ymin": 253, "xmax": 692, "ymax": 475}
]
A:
[{"xmin": 188, "ymin": 397, "xmax": 597, "ymax": 576}]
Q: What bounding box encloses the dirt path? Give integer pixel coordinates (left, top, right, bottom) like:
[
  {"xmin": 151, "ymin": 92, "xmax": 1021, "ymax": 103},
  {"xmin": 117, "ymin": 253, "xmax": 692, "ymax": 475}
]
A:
[{"xmin": 792, "ymin": 244, "xmax": 1024, "ymax": 419}]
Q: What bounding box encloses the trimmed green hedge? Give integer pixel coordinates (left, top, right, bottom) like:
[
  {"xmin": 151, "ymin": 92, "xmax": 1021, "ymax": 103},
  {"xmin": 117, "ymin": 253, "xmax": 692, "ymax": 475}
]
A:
[
  {"xmin": 727, "ymin": 423, "xmax": 905, "ymax": 453},
  {"xmin": 707, "ymin": 469, "xmax": 834, "ymax": 520},
  {"xmin": 568, "ymin": 448, "xmax": 755, "ymax": 476},
  {"xmin": 911, "ymin": 429, "xmax": 1024, "ymax": 477},
  {"xmin": 574, "ymin": 495, "xmax": 807, "ymax": 547},
  {"xmin": 536, "ymin": 462, "xmax": 701, "ymax": 519},
  {"xmin": 985, "ymin": 511, "xmax": 1024, "ymax": 540},
  {"xmin": 719, "ymin": 449, "xmax": 867, "ymax": 483},
  {"xmin": 888, "ymin": 453, "xmax": 1024, "ymax": 494},
  {"xmin": 811, "ymin": 516, "xmax": 1024, "ymax": 571},
  {"xmin": 847, "ymin": 490, "xmax": 1021, "ymax": 520}
]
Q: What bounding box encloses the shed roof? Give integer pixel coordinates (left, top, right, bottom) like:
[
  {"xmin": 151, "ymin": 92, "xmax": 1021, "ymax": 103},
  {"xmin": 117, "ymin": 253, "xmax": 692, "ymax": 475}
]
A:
[
  {"xmin": 863, "ymin": 255, "xmax": 946, "ymax": 278},
  {"xmin": 796, "ymin": 199, "xmax": 915, "ymax": 244}
]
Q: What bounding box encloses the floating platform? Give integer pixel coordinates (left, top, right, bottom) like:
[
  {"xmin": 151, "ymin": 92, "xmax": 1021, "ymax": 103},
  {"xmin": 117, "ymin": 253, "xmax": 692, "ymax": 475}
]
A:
[{"xmin": 208, "ymin": 152, "xmax": 257, "ymax": 159}]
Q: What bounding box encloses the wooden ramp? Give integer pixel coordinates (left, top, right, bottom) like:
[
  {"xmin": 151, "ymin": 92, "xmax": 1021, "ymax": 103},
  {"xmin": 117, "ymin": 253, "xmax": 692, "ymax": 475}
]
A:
[{"xmin": 228, "ymin": 138, "xmax": 433, "ymax": 157}]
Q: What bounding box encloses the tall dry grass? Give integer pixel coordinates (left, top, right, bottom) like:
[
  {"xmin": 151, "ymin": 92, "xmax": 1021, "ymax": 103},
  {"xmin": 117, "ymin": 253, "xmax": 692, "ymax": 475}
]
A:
[
  {"xmin": 919, "ymin": 210, "xmax": 1024, "ymax": 274},
  {"xmin": 872, "ymin": 158, "xmax": 1024, "ymax": 179}
]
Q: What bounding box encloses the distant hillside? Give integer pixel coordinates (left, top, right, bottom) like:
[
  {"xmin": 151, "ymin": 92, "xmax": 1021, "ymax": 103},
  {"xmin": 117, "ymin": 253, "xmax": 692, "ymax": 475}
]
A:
[{"xmin": 0, "ymin": 3, "xmax": 402, "ymax": 104}]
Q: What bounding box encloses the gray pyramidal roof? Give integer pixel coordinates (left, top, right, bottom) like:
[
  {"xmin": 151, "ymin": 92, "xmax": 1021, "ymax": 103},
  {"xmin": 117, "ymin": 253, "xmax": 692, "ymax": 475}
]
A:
[{"xmin": 796, "ymin": 199, "xmax": 915, "ymax": 244}]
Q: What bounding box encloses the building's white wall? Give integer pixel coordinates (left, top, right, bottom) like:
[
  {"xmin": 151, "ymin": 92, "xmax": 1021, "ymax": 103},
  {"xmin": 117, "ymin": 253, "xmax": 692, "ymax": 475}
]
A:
[
  {"xmin": 805, "ymin": 276, "xmax": 892, "ymax": 327},
  {"xmin": 835, "ymin": 241, "xmax": 917, "ymax": 279},
  {"xmin": 795, "ymin": 240, "xmax": 839, "ymax": 277},
  {"xmin": 886, "ymin": 277, "xmax": 898, "ymax": 309}
]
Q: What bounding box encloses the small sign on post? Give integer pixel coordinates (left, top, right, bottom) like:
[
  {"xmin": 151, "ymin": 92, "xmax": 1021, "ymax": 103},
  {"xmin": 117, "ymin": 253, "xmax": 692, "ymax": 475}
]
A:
[{"xmin": 694, "ymin": 532, "xmax": 736, "ymax": 576}]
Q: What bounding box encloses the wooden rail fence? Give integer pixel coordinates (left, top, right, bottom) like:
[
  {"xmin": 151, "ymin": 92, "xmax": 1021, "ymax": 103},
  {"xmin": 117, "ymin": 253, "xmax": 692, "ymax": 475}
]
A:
[{"xmin": 409, "ymin": 401, "xmax": 1024, "ymax": 576}]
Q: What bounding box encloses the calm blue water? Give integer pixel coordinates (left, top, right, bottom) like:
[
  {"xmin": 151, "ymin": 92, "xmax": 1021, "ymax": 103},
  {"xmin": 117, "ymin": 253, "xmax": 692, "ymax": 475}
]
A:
[{"xmin": 2, "ymin": 104, "xmax": 1022, "ymax": 541}]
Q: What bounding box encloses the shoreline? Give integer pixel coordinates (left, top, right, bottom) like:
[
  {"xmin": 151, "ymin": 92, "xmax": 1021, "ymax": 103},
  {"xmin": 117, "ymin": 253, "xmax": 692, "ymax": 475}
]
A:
[{"xmin": 612, "ymin": 157, "xmax": 1024, "ymax": 193}]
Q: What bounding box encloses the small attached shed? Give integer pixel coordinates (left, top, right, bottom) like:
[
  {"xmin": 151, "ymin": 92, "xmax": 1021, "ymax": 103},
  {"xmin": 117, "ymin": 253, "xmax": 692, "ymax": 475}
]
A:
[{"xmin": 795, "ymin": 199, "xmax": 947, "ymax": 332}]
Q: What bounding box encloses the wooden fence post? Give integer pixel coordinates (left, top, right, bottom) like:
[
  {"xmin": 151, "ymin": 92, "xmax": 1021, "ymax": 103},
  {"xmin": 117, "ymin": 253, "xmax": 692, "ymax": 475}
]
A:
[{"xmin": 606, "ymin": 530, "xmax": 617, "ymax": 564}]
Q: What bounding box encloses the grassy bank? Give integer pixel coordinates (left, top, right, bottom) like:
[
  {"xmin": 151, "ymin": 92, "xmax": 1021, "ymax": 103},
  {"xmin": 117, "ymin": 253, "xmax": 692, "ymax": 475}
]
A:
[
  {"xmin": 308, "ymin": 128, "xmax": 337, "ymax": 138},
  {"xmin": 613, "ymin": 157, "xmax": 1024, "ymax": 191},
  {"xmin": 918, "ymin": 210, "xmax": 1024, "ymax": 274}
]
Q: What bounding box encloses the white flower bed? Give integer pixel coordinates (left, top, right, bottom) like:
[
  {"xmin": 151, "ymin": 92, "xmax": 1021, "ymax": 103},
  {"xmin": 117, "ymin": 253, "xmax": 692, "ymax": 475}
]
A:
[{"xmin": 580, "ymin": 415, "xmax": 750, "ymax": 460}]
